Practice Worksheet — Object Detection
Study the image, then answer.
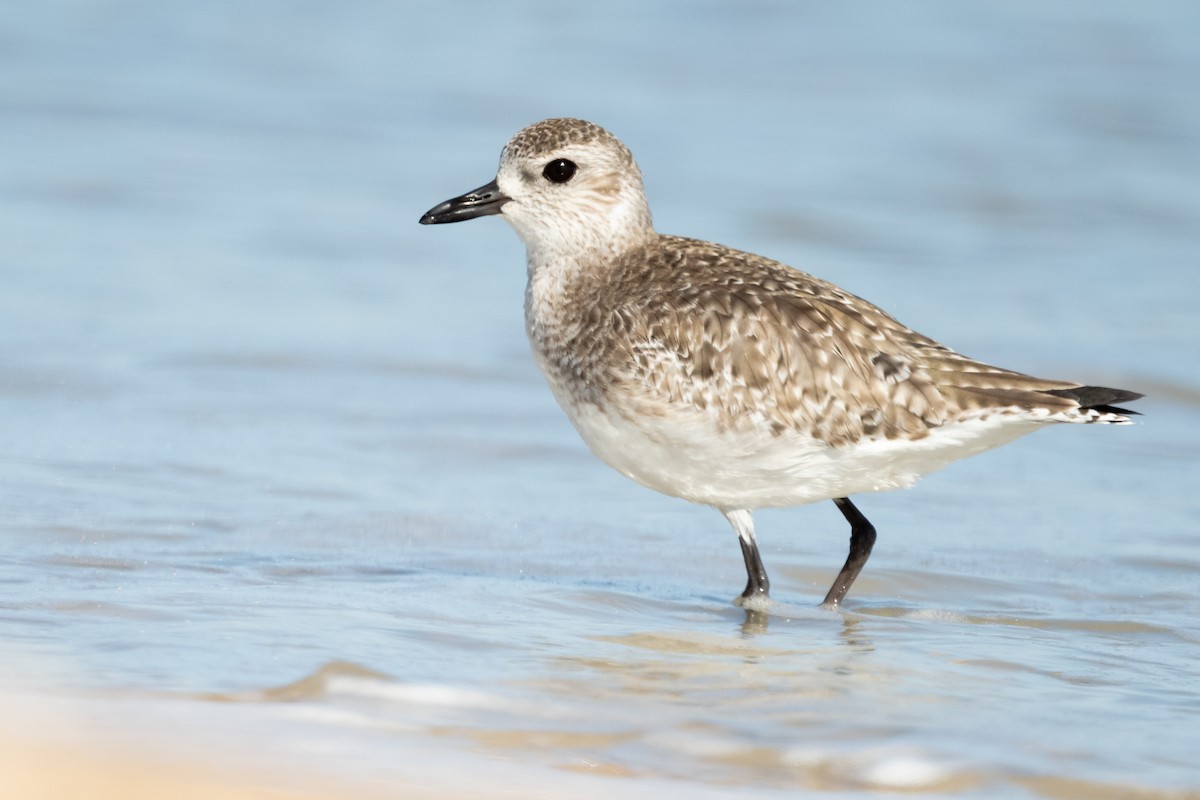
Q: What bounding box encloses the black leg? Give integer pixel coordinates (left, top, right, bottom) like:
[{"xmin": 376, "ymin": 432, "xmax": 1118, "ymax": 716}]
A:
[
  {"xmin": 739, "ymin": 533, "xmax": 770, "ymax": 601},
  {"xmin": 821, "ymin": 497, "xmax": 876, "ymax": 609},
  {"xmin": 724, "ymin": 509, "xmax": 770, "ymax": 605}
]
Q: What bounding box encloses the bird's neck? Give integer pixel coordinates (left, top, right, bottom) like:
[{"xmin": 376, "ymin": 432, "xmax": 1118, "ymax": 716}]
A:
[
  {"xmin": 523, "ymin": 247, "xmax": 599, "ymax": 345},
  {"xmin": 523, "ymin": 222, "xmax": 652, "ymax": 320}
]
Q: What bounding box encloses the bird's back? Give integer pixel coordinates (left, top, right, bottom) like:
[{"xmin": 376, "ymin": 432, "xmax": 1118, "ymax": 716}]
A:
[{"xmin": 534, "ymin": 234, "xmax": 1130, "ymax": 453}]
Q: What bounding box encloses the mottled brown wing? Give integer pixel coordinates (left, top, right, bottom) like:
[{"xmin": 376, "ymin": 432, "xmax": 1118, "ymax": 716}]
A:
[{"xmin": 608, "ymin": 239, "xmax": 1080, "ymax": 445}]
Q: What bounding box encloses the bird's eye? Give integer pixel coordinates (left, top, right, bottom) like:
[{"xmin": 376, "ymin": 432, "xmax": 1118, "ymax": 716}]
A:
[{"xmin": 542, "ymin": 158, "xmax": 577, "ymax": 184}]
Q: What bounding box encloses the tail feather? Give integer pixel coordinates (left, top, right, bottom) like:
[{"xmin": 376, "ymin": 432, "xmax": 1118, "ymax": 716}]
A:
[{"xmin": 1044, "ymin": 386, "xmax": 1143, "ymax": 417}]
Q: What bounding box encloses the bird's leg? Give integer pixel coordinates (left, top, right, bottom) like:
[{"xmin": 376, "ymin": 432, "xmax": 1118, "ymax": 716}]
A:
[
  {"xmin": 821, "ymin": 497, "xmax": 877, "ymax": 609},
  {"xmin": 723, "ymin": 509, "xmax": 769, "ymax": 603},
  {"xmin": 738, "ymin": 534, "xmax": 770, "ymax": 600}
]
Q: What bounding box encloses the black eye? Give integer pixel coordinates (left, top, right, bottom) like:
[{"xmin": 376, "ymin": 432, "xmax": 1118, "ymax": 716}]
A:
[{"xmin": 542, "ymin": 158, "xmax": 577, "ymax": 184}]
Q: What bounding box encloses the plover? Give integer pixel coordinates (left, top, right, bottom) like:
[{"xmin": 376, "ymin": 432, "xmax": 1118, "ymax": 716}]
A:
[{"xmin": 419, "ymin": 118, "xmax": 1141, "ymax": 609}]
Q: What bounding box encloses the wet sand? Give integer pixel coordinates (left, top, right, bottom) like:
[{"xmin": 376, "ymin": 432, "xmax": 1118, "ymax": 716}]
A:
[{"xmin": 0, "ymin": 737, "xmax": 364, "ymax": 800}]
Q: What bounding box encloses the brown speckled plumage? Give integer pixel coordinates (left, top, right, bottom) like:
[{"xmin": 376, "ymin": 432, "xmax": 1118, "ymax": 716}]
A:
[
  {"xmin": 532, "ymin": 233, "xmax": 1095, "ymax": 448},
  {"xmin": 421, "ymin": 117, "xmax": 1142, "ymax": 608},
  {"xmin": 502, "ymin": 118, "xmax": 632, "ymax": 167}
]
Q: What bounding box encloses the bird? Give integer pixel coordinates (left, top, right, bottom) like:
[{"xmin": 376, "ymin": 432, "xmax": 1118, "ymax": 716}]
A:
[{"xmin": 419, "ymin": 118, "xmax": 1141, "ymax": 609}]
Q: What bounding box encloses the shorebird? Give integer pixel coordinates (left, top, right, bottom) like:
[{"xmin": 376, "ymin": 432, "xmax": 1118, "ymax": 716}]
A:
[{"xmin": 419, "ymin": 118, "xmax": 1140, "ymax": 609}]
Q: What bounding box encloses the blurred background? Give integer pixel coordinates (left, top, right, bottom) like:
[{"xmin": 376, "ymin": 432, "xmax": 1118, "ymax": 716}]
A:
[{"xmin": 2, "ymin": 2, "xmax": 1198, "ymax": 798}]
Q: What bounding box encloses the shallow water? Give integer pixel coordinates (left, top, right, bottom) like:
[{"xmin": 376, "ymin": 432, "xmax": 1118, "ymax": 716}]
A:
[{"xmin": 2, "ymin": 1, "xmax": 1199, "ymax": 797}]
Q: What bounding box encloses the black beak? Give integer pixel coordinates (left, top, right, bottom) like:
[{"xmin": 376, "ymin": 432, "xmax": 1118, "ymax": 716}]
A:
[{"xmin": 419, "ymin": 179, "xmax": 510, "ymax": 225}]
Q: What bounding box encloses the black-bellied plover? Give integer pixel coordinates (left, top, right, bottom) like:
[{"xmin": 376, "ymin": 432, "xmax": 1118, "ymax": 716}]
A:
[{"xmin": 419, "ymin": 118, "xmax": 1141, "ymax": 609}]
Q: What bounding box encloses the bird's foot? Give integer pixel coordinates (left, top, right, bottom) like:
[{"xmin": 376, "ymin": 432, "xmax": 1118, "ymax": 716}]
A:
[{"xmin": 734, "ymin": 588, "xmax": 771, "ymax": 613}]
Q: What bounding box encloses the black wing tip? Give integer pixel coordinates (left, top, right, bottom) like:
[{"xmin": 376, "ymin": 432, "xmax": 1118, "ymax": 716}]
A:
[
  {"xmin": 1092, "ymin": 405, "xmax": 1141, "ymax": 416},
  {"xmin": 1044, "ymin": 386, "xmax": 1144, "ymax": 416}
]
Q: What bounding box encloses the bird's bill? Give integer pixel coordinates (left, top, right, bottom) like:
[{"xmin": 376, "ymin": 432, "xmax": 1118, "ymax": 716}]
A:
[{"xmin": 419, "ymin": 179, "xmax": 510, "ymax": 224}]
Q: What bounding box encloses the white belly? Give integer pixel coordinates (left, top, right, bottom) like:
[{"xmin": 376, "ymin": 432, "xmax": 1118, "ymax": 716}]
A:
[{"xmin": 553, "ymin": 392, "xmax": 1038, "ymax": 511}]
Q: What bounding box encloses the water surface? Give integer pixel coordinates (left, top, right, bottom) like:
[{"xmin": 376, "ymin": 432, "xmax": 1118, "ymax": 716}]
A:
[{"xmin": 1, "ymin": 2, "xmax": 1198, "ymax": 797}]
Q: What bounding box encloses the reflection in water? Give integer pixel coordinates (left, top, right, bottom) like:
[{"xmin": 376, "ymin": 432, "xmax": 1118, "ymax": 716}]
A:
[
  {"xmin": 836, "ymin": 616, "xmax": 875, "ymax": 653},
  {"xmin": 739, "ymin": 608, "xmax": 769, "ymax": 637},
  {"xmin": 738, "ymin": 606, "xmax": 877, "ymax": 659}
]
